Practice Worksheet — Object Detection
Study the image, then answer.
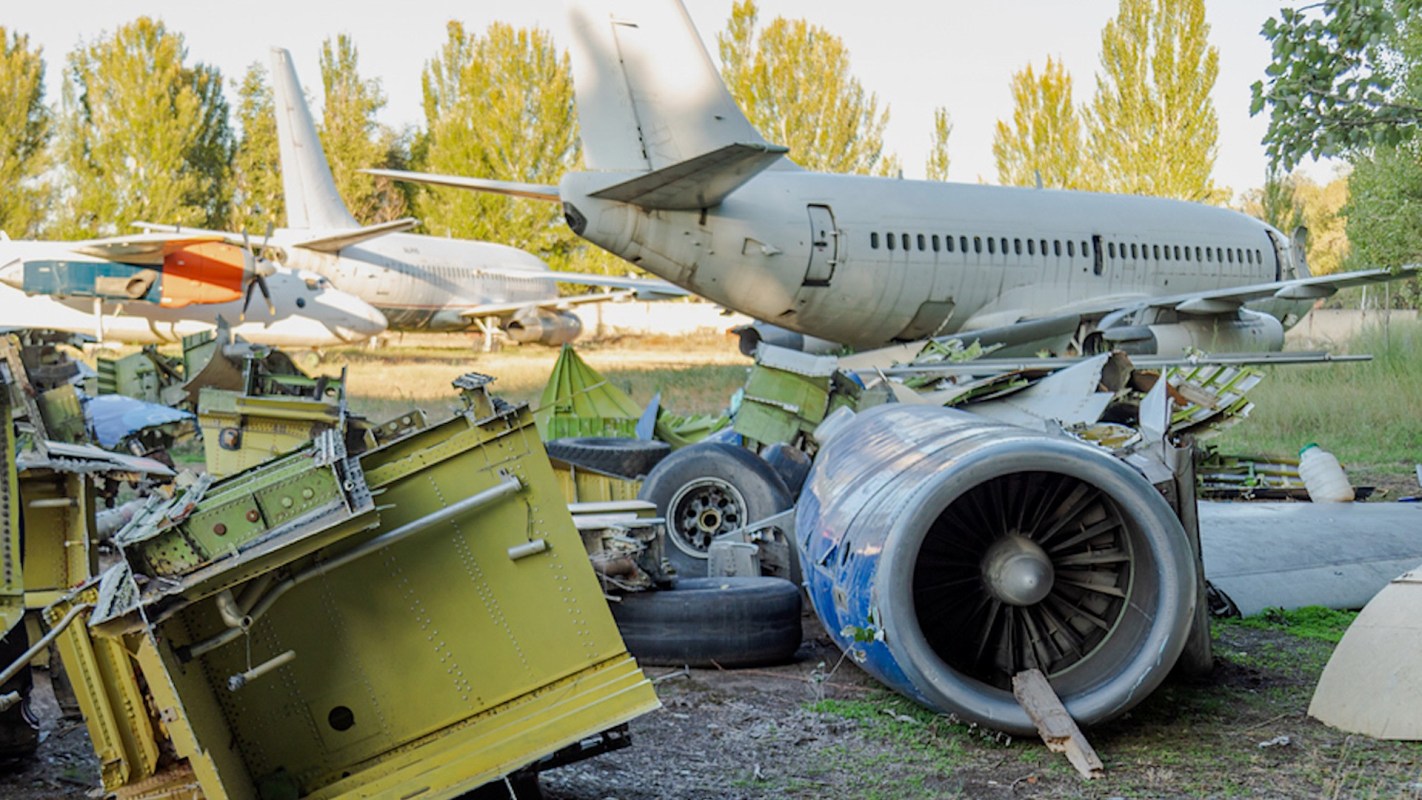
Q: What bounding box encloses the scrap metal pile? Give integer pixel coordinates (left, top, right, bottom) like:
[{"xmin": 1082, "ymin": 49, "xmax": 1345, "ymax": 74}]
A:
[
  {"xmin": 2, "ymin": 334, "xmax": 660, "ymax": 798},
  {"xmin": 4, "ymin": 329, "xmax": 1419, "ymax": 799}
]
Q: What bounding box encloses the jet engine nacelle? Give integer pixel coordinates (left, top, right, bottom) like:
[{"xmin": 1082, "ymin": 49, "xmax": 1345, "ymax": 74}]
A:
[
  {"xmin": 798, "ymin": 404, "xmax": 1197, "ymax": 735},
  {"xmin": 505, "ymin": 308, "xmax": 583, "ymax": 346},
  {"xmin": 1090, "ymin": 308, "xmax": 1285, "ymax": 355},
  {"xmin": 732, "ymin": 321, "xmax": 842, "ymax": 357}
]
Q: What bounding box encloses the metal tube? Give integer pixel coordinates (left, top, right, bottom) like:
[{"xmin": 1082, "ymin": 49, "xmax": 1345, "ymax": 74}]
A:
[
  {"xmin": 0, "ymin": 603, "xmax": 92, "ymax": 687},
  {"xmin": 183, "ymin": 476, "xmax": 522, "ymax": 660},
  {"xmin": 227, "ymin": 649, "xmax": 296, "ymax": 691}
]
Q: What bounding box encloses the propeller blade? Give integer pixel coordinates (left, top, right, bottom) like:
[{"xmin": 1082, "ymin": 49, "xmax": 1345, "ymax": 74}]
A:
[{"xmin": 256, "ymin": 274, "xmax": 275, "ymax": 315}]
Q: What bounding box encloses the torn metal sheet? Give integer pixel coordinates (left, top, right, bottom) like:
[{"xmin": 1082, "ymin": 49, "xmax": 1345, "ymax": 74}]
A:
[
  {"xmin": 966, "ymin": 353, "xmax": 1130, "ymax": 430},
  {"xmin": 1309, "ymin": 565, "xmax": 1422, "ymax": 740},
  {"xmin": 1199, "ymin": 502, "xmax": 1422, "ymax": 615},
  {"xmin": 753, "ymin": 343, "xmax": 839, "ymax": 377},
  {"xmin": 16, "ymin": 441, "xmax": 174, "ymax": 478}
]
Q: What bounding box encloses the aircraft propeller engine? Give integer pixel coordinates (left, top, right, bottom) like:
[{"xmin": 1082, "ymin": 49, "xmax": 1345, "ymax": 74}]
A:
[
  {"xmin": 239, "ymin": 226, "xmax": 278, "ymax": 320},
  {"xmin": 798, "ymin": 404, "xmax": 1197, "ymax": 735}
]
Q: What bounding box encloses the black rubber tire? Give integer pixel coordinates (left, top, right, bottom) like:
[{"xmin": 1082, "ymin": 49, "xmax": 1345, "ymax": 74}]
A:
[
  {"xmin": 610, "ymin": 577, "xmax": 803, "ymax": 668},
  {"xmin": 544, "ymin": 437, "xmax": 671, "ymax": 479},
  {"xmin": 761, "ymin": 442, "xmax": 812, "ymax": 496},
  {"xmin": 637, "ymin": 443, "xmax": 793, "ymax": 577}
]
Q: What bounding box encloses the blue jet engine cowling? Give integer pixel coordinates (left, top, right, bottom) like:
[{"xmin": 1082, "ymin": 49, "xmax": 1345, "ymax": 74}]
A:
[{"xmin": 797, "ymin": 404, "xmax": 1197, "ymax": 735}]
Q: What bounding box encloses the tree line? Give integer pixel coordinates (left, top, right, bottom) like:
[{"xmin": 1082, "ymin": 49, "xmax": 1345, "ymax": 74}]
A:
[{"xmin": 7, "ymin": 0, "xmax": 1398, "ymax": 293}]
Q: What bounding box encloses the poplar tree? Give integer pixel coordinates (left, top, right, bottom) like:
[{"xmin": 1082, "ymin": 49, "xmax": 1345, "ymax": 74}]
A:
[
  {"xmin": 317, "ymin": 34, "xmax": 409, "ymax": 224},
  {"xmin": 417, "ymin": 21, "xmax": 586, "ymax": 270},
  {"xmin": 1086, "ymin": 0, "xmax": 1221, "ymax": 202},
  {"xmin": 231, "ymin": 62, "xmax": 283, "ymax": 234},
  {"xmin": 57, "ymin": 18, "xmax": 233, "ymax": 237},
  {"xmin": 0, "ymin": 28, "xmax": 50, "ymax": 238},
  {"xmin": 992, "ymin": 57, "xmax": 1090, "ymax": 190},
  {"xmin": 925, "ymin": 107, "xmax": 952, "ymax": 181},
  {"xmin": 718, "ymin": 0, "xmax": 899, "ymax": 176}
]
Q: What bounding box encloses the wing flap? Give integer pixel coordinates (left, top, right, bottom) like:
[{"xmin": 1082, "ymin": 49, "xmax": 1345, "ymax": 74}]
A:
[{"xmin": 588, "ymin": 142, "xmax": 789, "ymax": 210}]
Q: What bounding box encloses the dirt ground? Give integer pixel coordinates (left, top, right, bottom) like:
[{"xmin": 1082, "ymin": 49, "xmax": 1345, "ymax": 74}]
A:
[{"xmin": 5, "ymin": 612, "xmax": 1419, "ymax": 800}]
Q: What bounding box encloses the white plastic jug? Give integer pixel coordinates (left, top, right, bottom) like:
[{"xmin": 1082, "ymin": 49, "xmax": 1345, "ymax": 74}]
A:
[{"xmin": 1298, "ymin": 443, "xmax": 1354, "ymax": 503}]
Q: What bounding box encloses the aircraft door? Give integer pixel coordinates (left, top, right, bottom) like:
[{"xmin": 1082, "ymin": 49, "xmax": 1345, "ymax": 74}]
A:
[{"xmin": 803, "ymin": 204, "xmax": 838, "ymax": 286}]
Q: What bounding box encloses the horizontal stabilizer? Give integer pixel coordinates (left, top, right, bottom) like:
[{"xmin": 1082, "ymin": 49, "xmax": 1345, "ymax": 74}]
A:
[
  {"xmin": 589, "ymin": 142, "xmax": 788, "ymax": 210},
  {"xmin": 292, "ymin": 218, "xmax": 418, "ymax": 253},
  {"xmin": 362, "ymin": 169, "xmax": 561, "ymax": 202}
]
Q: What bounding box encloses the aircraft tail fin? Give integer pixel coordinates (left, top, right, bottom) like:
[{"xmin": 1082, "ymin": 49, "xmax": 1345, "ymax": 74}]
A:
[
  {"xmin": 270, "ymin": 47, "xmax": 361, "ymax": 231},
  {"xmin": 568, "ymin": 0, "xmax": 775, "ymax": 172}
]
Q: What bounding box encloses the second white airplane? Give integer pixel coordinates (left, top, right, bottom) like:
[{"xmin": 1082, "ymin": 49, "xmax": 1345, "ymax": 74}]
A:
[
  {"xmin": 370, "ymin": 0, "xmax": 1418, "ymax": 357},
  {"xmin": 148, "ymin": 48, "xmax": 685, "ymax": 347}
]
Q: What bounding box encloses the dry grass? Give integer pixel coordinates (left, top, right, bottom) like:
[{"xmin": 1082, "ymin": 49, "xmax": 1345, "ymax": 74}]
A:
[{"xmin": 323, "ymin": 331, "xmax": 751, "ymax": 423}]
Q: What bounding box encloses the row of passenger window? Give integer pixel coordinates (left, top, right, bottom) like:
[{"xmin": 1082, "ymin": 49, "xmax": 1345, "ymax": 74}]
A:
[
  {"xmin": 871, "ymin": 231, "xmax": 1091, "ymax": 260},
  {"xmin": 868, "ymin": 231, "xmax": 1265, "ymax": 268}
]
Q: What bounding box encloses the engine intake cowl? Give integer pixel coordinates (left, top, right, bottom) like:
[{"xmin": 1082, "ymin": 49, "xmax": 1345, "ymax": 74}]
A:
[
  {"xmin": 505, "ymin": 308, "xmax": 583, "ymax": 346},
  {"xmin": 797, "ymin": 404, "xmax": 1197, "ymax": 735}
]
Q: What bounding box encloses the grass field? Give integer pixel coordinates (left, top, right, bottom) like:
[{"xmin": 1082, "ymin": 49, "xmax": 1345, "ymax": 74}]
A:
[
  {"xmin": 1212, "ymin": 320, "xmax": 1422, "ymax": 487},
  {"xmin": 326, "ymin": 323, "xmax": 1422, "ymax": 493}
]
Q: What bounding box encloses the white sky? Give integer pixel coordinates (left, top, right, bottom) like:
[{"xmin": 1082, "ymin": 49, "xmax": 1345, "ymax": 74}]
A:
[{"xmin": 3, "ymin": 1, "xmax": 1332, "ymax": 196}]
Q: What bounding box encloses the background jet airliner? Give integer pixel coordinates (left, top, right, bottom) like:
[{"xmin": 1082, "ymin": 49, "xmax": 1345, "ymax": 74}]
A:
[
  {"xmin": 370, "ymin": 0, "xmax": 1419, "ymax": 357},
  {"xmin": 147, "ymin": 48, "xmax": 685, "ymax": 348},
  {"xmin": 0, "ymin": 231, "xmax": 387, "ymax": 347}
]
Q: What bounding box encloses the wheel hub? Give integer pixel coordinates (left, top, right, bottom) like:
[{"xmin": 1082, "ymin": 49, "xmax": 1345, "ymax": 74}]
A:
[{"xmin": 981, "ymin": 535, "xmax": 1055, "ymax": 606}]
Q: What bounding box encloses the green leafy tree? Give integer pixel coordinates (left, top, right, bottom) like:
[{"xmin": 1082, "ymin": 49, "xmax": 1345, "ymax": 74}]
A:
[
  {"xmin": 1345, "ymin": 144, "xmax": 1422, "ymax": 303},
  {"xmin": 231, "ymin": 62, "xmax": 283, "ymax": 234},
  {"xmin": 718, "ymin": 0, "xmax": 899, "ymax": 176},
  {"xmin": 317, "ymin": 34, "xmax": 409, "ymax": 224},
  {"xmin": 0, "ymin": 28, "xmax": 51, "ymax": 237},
  {"xmin": 1253, "ymin": 0, "xmax": 1422, "ymax": 170},
  {"xmin": 925, "ymin": 107, "xmax": 952, "ymax": 181},
  {"xmin": 1087, "ymin": 0, "xmax": 1221, "ymax": 202},
  {"xmin": 417, "ymin": 21, "xmax": 589, "ymax": 271},
  {"xmin": 56, "ymin": 17, "xmax": 233, "ymax": 237},
  {"xmin": 992, "ymin": 57, "xmax": 1090, "ymax": 189},
  {"xmin": 1241, "ymin": 169, "xmax": 1303, "ymax": 234}
]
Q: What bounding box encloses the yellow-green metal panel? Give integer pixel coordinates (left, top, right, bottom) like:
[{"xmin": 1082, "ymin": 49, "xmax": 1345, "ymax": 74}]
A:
[
  {"xmin": 46, "ymin": 596, "xmax": 161, "ymax": 791},
  {"xmin": 0, "ymin": 372, "xmax": 20, "ymax": 635},
  {"xmin": 19, "ymin": 471, "xmax": 96, "ymax": 607},
  {"xmin": 139, "ymin": 400, "xmax": 657, "ymax": 798}
]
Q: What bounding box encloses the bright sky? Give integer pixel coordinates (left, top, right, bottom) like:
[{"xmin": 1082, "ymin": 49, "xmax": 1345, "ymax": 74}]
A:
[{"xmin": 3, "ymin": 1, "xmax": 1332, "ymax": 197}]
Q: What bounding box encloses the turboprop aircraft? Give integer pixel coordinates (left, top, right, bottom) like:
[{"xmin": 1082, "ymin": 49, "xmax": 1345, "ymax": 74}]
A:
[
  {"xmin": 145, "ymin": 47, "xmax": 685, "ymax": 349},
  {"xmin": 0, "ymin": 233, "xmax": 387, "ymax": 347},
  {"xmin": 369, "ymin": 0, "xmax": 1420, "ymax": 357}
]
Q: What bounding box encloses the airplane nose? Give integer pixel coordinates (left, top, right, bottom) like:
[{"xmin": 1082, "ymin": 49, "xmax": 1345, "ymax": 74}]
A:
[{"xmin": 0, "ymin": 259, "xmax": 23, "ymax": 290}]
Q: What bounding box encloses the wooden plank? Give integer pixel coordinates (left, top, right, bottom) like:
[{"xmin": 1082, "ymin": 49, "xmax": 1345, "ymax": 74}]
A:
[{"xmin": 1012, "ymin": 669, "xmax": 1104, "ymax": 779}]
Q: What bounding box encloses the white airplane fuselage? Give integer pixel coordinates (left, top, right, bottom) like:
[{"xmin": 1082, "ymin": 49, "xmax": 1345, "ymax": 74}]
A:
[
  {"xmin": 276, "ymin": 231, "xmax": 555, "ymax": 332},
  {"xmin": 562, "ymin": 170, "xmax": 1312, "ymax": 351},
  {"xmin": 0, "ymin": 261, "xmax": 387, "ymax": 347}
]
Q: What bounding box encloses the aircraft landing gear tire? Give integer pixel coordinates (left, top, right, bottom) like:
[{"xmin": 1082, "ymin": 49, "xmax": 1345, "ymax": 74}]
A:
[
  {"xmin": 609, "ymin": 577, "xmax": 803, "ymax": 668},
  {"xmin": 638, "ymin": 443, "xmax": 793, "ymax": 578}
]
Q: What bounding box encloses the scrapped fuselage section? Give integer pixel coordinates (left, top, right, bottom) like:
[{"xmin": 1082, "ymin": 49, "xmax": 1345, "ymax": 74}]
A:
[{"xmin": 30, "ymin": 372, "xmax": 658, "ymax": 799}]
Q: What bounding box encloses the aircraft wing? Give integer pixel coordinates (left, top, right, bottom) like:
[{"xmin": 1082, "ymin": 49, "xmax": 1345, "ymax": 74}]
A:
[
  {"xmin": 70, "ymin": 232, "xmax": 229, "ymax": 265},
  {"xmin": 478, "ymin": 268, "xmax": 691, "ymax": 300},
  {"xmin": 1059, "ymin": 264, "xmax": 1421, "ymax": 319},
  {"xmin": 457, "ymin": 290, "xmax": 641, "ymax": 319}
]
